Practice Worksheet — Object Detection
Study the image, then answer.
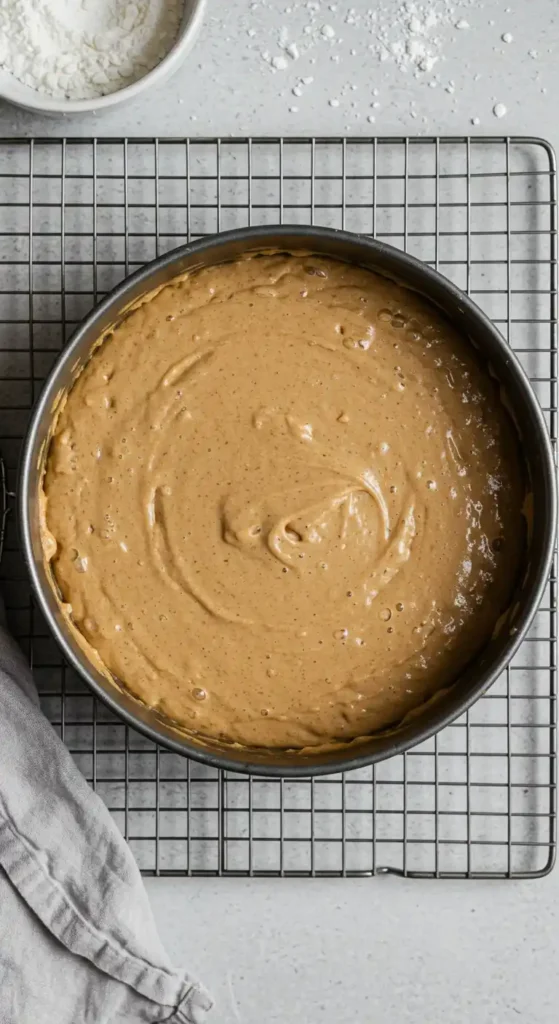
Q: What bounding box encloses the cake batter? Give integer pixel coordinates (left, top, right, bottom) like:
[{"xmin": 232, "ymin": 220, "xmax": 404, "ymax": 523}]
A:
[{"xmin": 42, "ymin": 254, "xmax": 524, "ymax": 749}]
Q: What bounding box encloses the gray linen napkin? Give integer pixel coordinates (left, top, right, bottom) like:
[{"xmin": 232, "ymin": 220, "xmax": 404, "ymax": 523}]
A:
[{"xmin": 0, "ymin": 615, "xmax": 212, "ymax": 1024}]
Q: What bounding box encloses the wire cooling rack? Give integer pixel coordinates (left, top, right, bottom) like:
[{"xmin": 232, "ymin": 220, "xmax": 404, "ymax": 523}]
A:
[{"xmin": 0, "ymin": 136, "xmax": 556, "ymax": 879}]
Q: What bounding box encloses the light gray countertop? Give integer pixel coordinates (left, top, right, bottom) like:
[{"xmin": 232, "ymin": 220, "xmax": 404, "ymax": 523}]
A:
[
  {"xmin": 2, "ymin": 1, "xmax": 557, "ymax": 1021},
  {"xmin": 145, "ymin": 875, "xmax": 558, "ymax": 1023}
]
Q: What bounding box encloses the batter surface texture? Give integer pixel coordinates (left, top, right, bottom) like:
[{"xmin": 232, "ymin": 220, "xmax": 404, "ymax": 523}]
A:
[{"xmin": 42, "ymin": 254, "xmax": 524, "ymax": 749}]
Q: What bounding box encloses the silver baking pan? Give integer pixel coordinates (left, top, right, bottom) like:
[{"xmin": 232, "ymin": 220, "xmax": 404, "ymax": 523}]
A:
[{"xmin": 18, "ymin": 226, "xmax": 558, "ymax": 777}]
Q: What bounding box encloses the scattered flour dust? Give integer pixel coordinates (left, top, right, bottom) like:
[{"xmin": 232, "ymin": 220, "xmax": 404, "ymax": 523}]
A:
[
  {"xmin": 259, "ymin": 0, "xmax": 478, "ymax": 82},
  {"xmin": 369, "ymin": 0, "xmax": 476, "ymax": 77},
  {"xmin": 0, "ymin": 0, "xmax": 184, "ymax": 100}
]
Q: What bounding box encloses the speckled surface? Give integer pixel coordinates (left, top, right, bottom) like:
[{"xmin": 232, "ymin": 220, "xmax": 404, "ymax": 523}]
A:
[
  {"xmin": 2, "ymin": 1, "xmax": 557, "ymax": 1021},
  {"xmin": 145, "ymin": 875, "xmax": 558, "ymax": 1023},
  {"xmin": 0, "ymin": 0, "xmax": 556, "ymax": 141}
]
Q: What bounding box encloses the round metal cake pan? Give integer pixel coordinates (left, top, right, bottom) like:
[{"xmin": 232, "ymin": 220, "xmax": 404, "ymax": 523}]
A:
[{"xmin": 19, "ymin": 226, "xmax": 558, "ymax": 777}]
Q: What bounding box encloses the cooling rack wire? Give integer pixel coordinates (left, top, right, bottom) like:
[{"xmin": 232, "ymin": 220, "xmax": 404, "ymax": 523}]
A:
[{"xmin": 0, "ymin": 135, "xmax": 556, "ymax": 878}]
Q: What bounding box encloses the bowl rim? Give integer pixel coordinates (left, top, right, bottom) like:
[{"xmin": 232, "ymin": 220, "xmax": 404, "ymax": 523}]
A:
[
  {"xmin": 19, "ymin": 224, "xmax": 558, "ymax": 777},
  {"xmin": 0, "ymin": 0, "xmax": 206, "ymax": 115}
]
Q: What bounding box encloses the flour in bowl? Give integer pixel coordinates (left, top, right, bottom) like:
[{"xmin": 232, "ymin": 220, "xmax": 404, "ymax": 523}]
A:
[{"xmin": 0, "ymin": 0, "xmax": 184, "ymax": 100}]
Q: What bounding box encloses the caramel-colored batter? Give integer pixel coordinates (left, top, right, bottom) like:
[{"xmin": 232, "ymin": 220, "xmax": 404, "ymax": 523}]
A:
[{"xmin": 42, "ymin": 254, "xmax": 524, "ymax": 749}]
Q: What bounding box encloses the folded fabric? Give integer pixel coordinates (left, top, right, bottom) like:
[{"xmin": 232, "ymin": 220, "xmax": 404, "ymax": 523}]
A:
[{"xmin": 0, "ymin": 614, "xmax": 212, "ymax": 1024}]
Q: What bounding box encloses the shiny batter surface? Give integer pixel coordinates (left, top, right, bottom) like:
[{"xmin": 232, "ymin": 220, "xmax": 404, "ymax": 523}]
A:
[{"xmin": 42, "ymin": 254, "xmax": 524, "ymax": 749}]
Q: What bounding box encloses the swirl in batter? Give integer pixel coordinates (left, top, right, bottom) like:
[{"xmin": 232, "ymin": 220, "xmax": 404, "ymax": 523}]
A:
[{"xmin": 42, "ymin": 254, "xmax": 524, "ymax": 749}]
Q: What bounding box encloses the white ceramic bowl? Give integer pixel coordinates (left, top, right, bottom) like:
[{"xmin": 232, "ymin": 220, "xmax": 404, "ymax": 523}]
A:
[{"xmin": 0, "ymin": 0, "xmax": 205, "ymax": 115}]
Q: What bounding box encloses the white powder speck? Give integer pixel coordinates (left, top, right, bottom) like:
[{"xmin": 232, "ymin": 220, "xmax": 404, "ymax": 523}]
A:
[
  {"xmin": 471, "ymin": 116, "xmax": 480, "ymax": 125},
  {"xmin": 329, "ymin": 97, "xmax": 340, "ymax": 107},
  {"xmin": 289, "ymin": 105, "xmax": 299, "ymax": 112},
  {"xmin": 502, "ymin": 32, "xmax": 513, "ymax": 43},
  {"xmin": 247, "ymin": 28, "xmax": 256, "ymax": 38},
  {"xmin": 264, "ymin": 0, "xmax": 480, "ymax": 113},
  {"xmin": 367, "ymin": 1, "xmax": 471, "ymax": 78},
  {"xmin": 420, "ymin": 55, "xmax": 438, "ymax": 72},
  {"xmin": 367, "ymin": 114, "xmax": 376, "ymax": 123},
  {"xmin": 528, "ymin": 49, "xmax": 538, "ymax": 58},
  {"xmin": 301, "ymin": 75, "xmax": 314, "ymax": 84},
  {"xmin": 493, "ymin": 102, "xmax": 507, "ymax": 118}
]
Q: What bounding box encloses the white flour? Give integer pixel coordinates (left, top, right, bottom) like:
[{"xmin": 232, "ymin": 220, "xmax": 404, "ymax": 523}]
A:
[
  {"xmin": 258, "ymin": 0, "xmax": 478, "ymax": 82},
  {"xmin": 0, "ymin": 0, "xmax": 184, "ymax": 100}
]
